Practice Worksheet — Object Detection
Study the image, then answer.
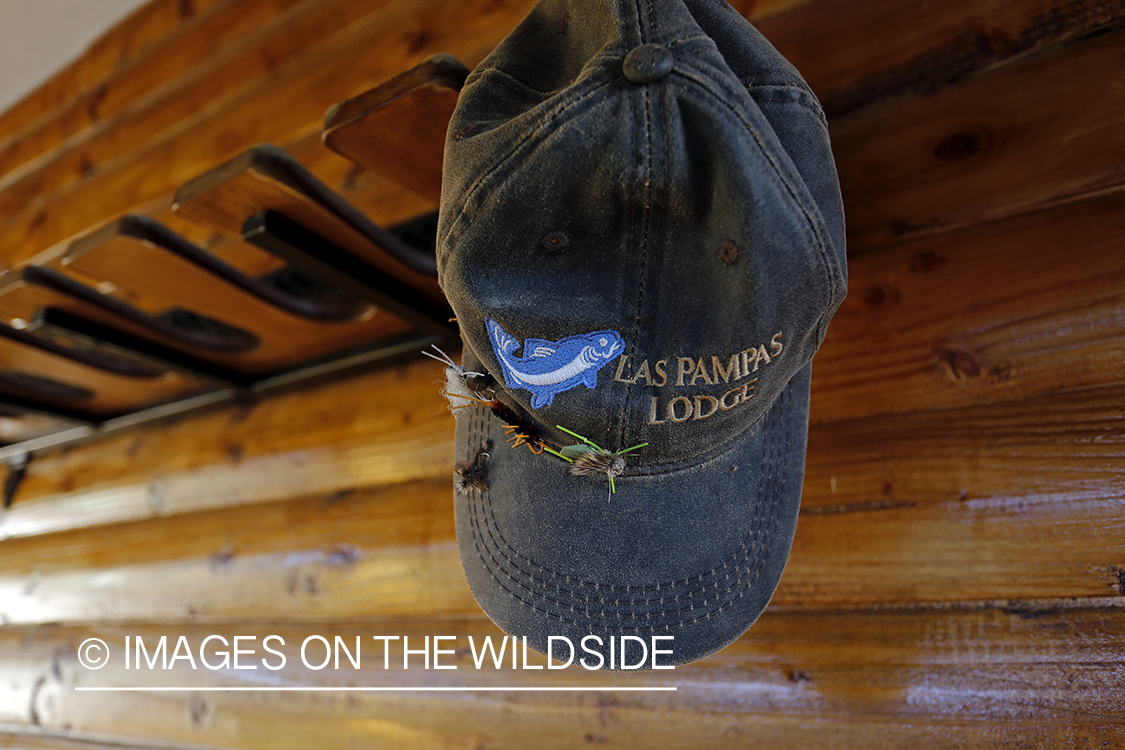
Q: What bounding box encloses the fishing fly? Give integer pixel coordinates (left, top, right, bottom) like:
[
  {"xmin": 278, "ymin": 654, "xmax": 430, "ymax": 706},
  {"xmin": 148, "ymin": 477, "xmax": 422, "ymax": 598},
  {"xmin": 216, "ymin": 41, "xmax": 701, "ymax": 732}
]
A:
[
  {"xmin": 454, "ymin": 442, "xmax": 491, "ymax": 493},
  {"xmin": 543, "ymin": 426, "xmax": 647, "ymax": 499},
  {"xmin": 423, "ymin": 345, "xmax": 494, "ymax": 395},
  {"xmin": 441, "ymin": 389, "xmax": 547, "ymax": 454}
]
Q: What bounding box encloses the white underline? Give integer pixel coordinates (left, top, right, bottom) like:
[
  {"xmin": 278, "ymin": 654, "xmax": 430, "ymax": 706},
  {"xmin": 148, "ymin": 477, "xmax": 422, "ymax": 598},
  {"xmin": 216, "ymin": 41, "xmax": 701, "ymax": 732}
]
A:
[{"xmin": 75, "ymin": 686, "xmax": 677, "ymax": 692}]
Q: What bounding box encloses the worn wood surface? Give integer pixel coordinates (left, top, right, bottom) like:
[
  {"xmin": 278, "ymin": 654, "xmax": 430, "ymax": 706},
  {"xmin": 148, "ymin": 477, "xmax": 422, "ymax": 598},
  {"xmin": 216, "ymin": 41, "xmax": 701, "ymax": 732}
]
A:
[
  {"xmin": 810, "ymin": 192, "xmax": 1125, "ymax": 423},
  {"xmin": 61, "ymin": 222, "xmax": 409, "ymax": 374},
  {"xmin": 831, "ymin": 25, "xmax": 1125, "ymax": 250},
  {"xmin": 0, "ymin": 333, "xmax": 206, "ymax": 419},
  {"xmin": 2, "ymin": 357, "xmax": 453, "ymax": 539},
  {"xmin": 0, "ymin": 0, "xmax": 225, "ymax": 156},
  {"xmin": 0, "ymin": 269, "xmax": 283, "ymax": 379},
  {"xmin": 172, "ymin": 146, "xmax": 445, "ymax": 303},
  {"xmin": 6, "ymin": 0, "xmax": 1118, "ymax": 273},
  {"xmin": 1, "ymin": 607, "xmax": 1120, "ymax": 748},
  {"xmin": 0, "ymin": 373, "xmax": 1120, "ymax": 623},
  {"xmin": 756, "ymin": 0, "xmax": 1125, "ymax": 116},
  {"xmin": 323, "ymin": 55, "xmax": 468, "ymax": 203}
]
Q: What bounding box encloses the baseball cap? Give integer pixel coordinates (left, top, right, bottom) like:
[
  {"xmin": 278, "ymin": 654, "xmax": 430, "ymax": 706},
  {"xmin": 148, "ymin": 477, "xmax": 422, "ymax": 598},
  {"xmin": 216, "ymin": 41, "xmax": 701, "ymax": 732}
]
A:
[{"xmin": 436, "ymin": 0, "xmax": 846, "ymax": 668}]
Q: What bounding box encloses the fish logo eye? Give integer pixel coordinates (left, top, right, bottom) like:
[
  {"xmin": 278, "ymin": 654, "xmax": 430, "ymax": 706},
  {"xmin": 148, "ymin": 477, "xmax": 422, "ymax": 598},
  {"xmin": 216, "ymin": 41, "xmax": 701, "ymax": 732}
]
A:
[{"xmin": 599, "ymin": 338, "xmax": 607, "ymax": 347}]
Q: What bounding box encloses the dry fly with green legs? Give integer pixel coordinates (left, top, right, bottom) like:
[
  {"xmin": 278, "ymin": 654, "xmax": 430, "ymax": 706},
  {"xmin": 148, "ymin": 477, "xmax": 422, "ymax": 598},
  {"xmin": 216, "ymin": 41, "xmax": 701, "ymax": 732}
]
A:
[{"xmin": 542, "ymin": 426, "xmax": 647, "ymax": 500}]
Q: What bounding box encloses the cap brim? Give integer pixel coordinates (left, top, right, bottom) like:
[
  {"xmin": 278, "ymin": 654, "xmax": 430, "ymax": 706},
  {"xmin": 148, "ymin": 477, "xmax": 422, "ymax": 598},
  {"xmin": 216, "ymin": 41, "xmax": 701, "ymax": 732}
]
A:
[{"xmin": 452, "ymin": 362, "xmax": 811, "ymax": 669}]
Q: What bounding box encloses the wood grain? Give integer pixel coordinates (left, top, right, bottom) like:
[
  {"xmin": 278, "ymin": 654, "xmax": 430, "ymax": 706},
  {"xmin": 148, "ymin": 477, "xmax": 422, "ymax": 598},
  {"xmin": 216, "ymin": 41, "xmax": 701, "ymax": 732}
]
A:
[
  {"xmin": 0, "ymin": 381, "xmax": 1120, "ymax": 620},
  {"xmin": 3, "ymin": 0, "xmax": 1118, "ymax": 270},
  {"xmin": 0, "ymin": 0, "xmax": 828, "ymax": 274},
  {"xmin": 2, "ymin": 357, "xmax": 454, "ymax": 539},
  {"xmin": 171, "ymin": 146, "xmax": 445, "ymax": 303},
  {"xmin": 323, "ymin": 54, "xmax": 469, "ymax": 203},
  {"xmin": 0, "ymin": 0, "xmax": 297, "ymax": 193},
  {"xmin": 0, "ymin": 0, "xmax": 223, "ymax": 152},
  {"xmin": 0, "ymin": 2, "xmax": 1121, "ymax": 747},
  {"xmin": 0, "ymin": 413, "xmax": 66, "ymax": 445},
  {"xmin": 831, "ymin": 26, "xmax": 1125, "ymax": 250},
  {"xmin": 151, "ymin": 134, "xmax": 434, "ymax": 281},
  {"xmin": 789, "ymin": 384, "xmax": 1125, "ymax": 607},
  {"xmin": 0, "ymin": 0, "xmax": 519, "ymax": 271},
  {"xmin": 1, "ymin": 606, "xmax": 1120, "ymax": 747},
  {"xmin": 0, "ymin": 0, "xmax": 400, "ymax": 234},
  {"xmin": 756, "ymin": 0, "xmax": 1125, "ymax": 116},
  {"xmin": 0, "ymin": 480, "xmax": 474, "ymax": 625},
  {"xmin": 0, "ymin": 331, "xmax": 206, "ymax": 418},
  {"xmin": 811, "ymin": 192, "xmax": 1125, "ymax": 423},
  {"xmin": 61, "ymin": 220, "xmax": 411, "ymax": 374}
]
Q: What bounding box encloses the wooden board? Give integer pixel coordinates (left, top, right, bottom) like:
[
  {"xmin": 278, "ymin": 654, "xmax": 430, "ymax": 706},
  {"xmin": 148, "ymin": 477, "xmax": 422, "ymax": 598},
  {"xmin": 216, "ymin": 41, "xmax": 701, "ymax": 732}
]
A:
[
  {"xmin": 172, "ymin": 145, "xmax": 445, "ymax": 305},
  {"xmin": 0, "ymin": 480, "xmax": 473, "ymax": 625},
  {"xmin": 0, "ymin": 327, "xmax": 206, "ymax": 420},
  {"xmin": 2, "ymin": 357, "xmax": 454, "ymax": 539},
  {"xmin": 831, "ymin": 26, "xmax": 1125, "ymax": 250},
  {"xmin": 755, "ymin": 0, "xmax": 1125, "ymax": 116},
  {"xmin": 791, "ymin": 384, "xmax": 1125, "ymax": 607},
  {"xmin": 2, "ymin": 607, "xmax": 1121, "ymax": 748},
  {"xmin": 0, "ymin": 0, "xmax": 529, "ymax": 271},
  {"xmin": 0, "ymin": 0, "xmax": 403, "ymax": 238},
  {"xmin": 62, "ymin": 217, "xmax": 410, "ymax": 374},
  {"xmin": 0, "ymin": 412, "xmax": 66, "ymax": 445},
  {"xmin": 323, "ymin": 54, "xmax": 469, "ymax": 203},
  {"xmin": 0, "ymin": 382, "xmax": 1119, "ymax": 619},
  {"xmin": 2, "ymin": 0, "xmax": 1121, "ymax": 272},
  {"xmin": 0, "ymin": 1, "xmax": 1121, "ymax": 748},
  {"xmin": 810, "ymin": 191, "xmax": 1125, "ymax": 423},
  {"xmin": 0, "ymin": 267, "xmax": 265, "ymax": 384},
  {"xmin": 152, "ymin": 134, "xmax": 435, "ymax": 281},
  {"xmin": 0, "ymin": 0, "xmax": 225, "ymax": 158}
]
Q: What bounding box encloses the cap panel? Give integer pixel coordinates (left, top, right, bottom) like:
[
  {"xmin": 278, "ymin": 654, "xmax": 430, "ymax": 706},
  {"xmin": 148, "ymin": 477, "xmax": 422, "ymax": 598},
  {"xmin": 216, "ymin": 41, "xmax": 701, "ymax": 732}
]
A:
[
  {"xmin": 440, "ymin": 73, "xmax": 644, "ymax": 442},
  {"xmin": 682, "ymin": 0, "xmax": 847, "ymax": 327},
  {"xmin": 614, "ymin": 60, "xmax": 836, "ymax": 457}
]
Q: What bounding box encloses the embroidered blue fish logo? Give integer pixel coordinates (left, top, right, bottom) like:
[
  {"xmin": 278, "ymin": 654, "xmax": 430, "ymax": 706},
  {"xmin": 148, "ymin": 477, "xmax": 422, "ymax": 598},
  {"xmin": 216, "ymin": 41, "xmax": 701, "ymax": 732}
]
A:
[{"xmin": 486, "ymin": 318, "xmax": 624, "ymax": 408}]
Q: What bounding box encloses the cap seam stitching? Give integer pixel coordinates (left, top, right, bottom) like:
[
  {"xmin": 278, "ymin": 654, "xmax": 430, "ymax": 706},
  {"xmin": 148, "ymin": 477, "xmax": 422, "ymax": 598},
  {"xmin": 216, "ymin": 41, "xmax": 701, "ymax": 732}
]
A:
[
  {"xmin": 440, "ymin": 70, "xmax": 619, "ymax": 253},
  {"xmin": 672, "ymin": 63, "xmax": 836, "ymax": 313}
]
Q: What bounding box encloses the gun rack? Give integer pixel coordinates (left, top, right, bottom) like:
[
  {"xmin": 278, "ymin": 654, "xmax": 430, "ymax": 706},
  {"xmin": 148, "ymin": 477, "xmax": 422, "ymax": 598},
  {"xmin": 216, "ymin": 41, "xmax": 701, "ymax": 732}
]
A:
[{"xmin": 0, "ymin": 55, "xmax": 466, "ymax": 461}]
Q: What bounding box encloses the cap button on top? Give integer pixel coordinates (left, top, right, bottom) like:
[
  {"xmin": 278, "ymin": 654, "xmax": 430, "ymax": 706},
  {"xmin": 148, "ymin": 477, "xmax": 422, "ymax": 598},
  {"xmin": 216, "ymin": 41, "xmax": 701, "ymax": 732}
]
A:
[{"xmin": 622, "ymin": 44, "xmax": 673, "ymax": 84}]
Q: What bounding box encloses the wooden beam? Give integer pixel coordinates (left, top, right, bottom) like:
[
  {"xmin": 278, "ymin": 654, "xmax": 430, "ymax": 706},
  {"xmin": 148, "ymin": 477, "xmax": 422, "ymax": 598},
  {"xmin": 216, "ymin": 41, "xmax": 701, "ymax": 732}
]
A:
[
  {"xmin": 0, "ymin": 0, "xmax": 524, "ymax": 271},
  {"xmin": 152, "ymin": 133, "xmax": 434, "ymax": 281},
  {"xmin": 4, "ymin": 0, "xmax": 1121, "ymax": 273},
  {"xmin": 62, "ymin": 216, "xmax": 412, "ymax": 374},
  {"xmin": 811, "ymin": 191, "xmax": 1125, "ymax": 423},
  {"xmin": 0, "ymin": 322, "xmax": 207, "ymax": 419},
  {"xmin": 172, "ymin": 145, "xmax": 446, "ymax": 310},
  {"xmin": 831, "ymin": 26, "xmax": 1125, "ymax": 250},
  {"xmin": 0, "ymin": 0, "xmax": 395, "ymax": 213},
  {"xmin": 2, "ymin": 357, "xmax": 454, "ymax": 540},
  {"xmin": 1, "ymin": 379, "xmax": 1121, "ymax": 620},
  {"xmin": 0, "ymin": 0, "xmax": 225, "ymax": 159},
  {"xmin": 789, "ymin": 383, "xmax": 1125, "ymax": 607},
  {"xmin": 0, "ymin": 480, "xmax": 474, "ymax": 625}
]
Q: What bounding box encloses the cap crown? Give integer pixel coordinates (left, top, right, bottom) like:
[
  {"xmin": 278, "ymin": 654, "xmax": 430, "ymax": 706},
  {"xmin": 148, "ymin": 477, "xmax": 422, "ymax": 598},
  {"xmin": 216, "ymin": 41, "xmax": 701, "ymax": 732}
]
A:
[{"xmin": 439, "ymin": 0, "xmax": 846, "ymax": 468}]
